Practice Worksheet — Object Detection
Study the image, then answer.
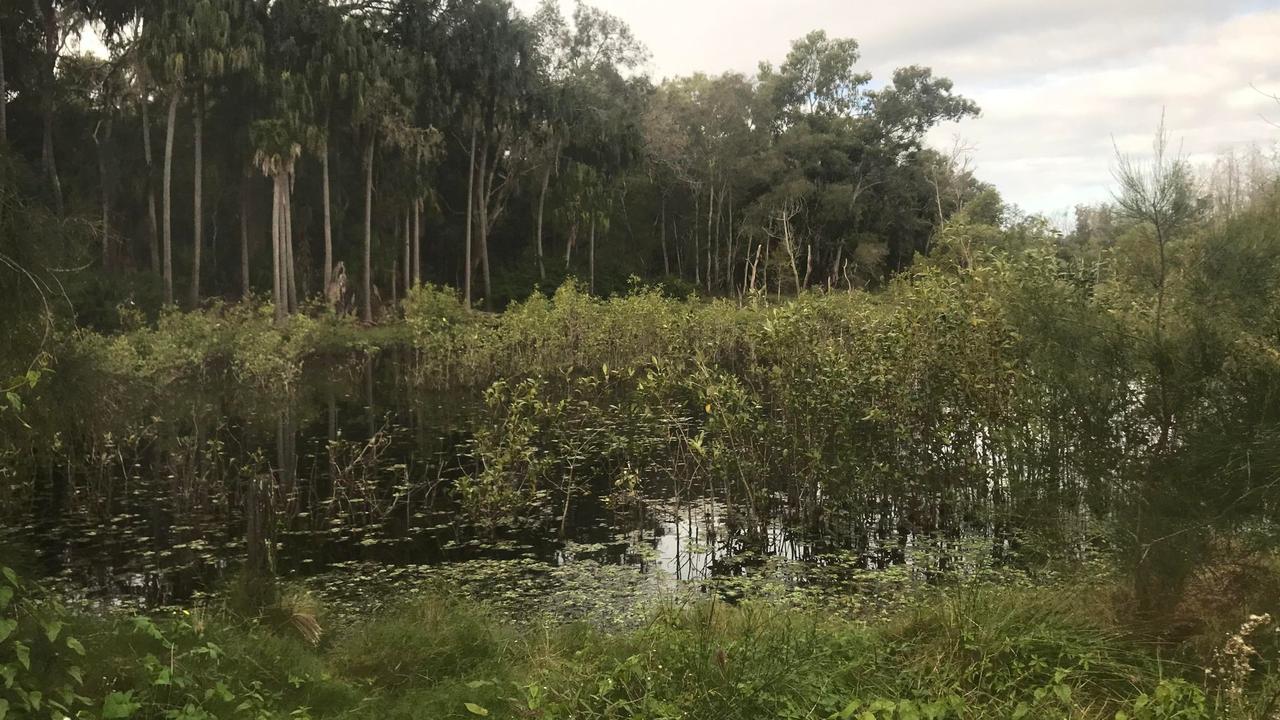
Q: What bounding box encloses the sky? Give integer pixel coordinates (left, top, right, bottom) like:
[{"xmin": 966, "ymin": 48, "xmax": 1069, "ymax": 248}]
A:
[{"xmin": 514, "ymin": 0, "xmax": 1280, "ymax": 217}]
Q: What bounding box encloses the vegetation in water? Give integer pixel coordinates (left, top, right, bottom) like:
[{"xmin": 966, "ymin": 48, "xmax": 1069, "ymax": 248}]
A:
[{"xmin": 4, "ymin": 0, "xmax": 1280, "ymax": 717}]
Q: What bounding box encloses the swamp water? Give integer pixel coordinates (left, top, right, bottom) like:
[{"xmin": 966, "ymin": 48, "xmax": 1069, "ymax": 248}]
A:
[{"xmin": 2, "ymin": 351, "xmax": 1022, "ymax": 625}]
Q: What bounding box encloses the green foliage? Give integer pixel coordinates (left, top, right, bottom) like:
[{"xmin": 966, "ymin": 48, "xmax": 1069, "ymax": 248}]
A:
[
  {"xmin": 4, "ymin": 582, "xmax": 1266, "ymax": 719},
  {"xmin": 0, "ymin": 566, "xmax": 91, "ymax": 720}
]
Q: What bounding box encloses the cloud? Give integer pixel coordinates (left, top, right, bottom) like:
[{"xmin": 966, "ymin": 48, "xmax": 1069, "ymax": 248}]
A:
[{"xmin": 517, "ymin": 0, "xmax": 1280, "ymax": 214}]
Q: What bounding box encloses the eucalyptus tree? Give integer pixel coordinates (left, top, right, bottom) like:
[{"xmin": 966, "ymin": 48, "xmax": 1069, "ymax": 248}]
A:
[{"xmin": 528, "ymin": 0, "xmax": 646, "ymax": 282}]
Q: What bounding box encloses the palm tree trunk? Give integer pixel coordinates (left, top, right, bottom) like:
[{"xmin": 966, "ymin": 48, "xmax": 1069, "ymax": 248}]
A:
[
  {"xmin": 162, "ymin": 88, "xmax": 180, "ymax": 305},
  {"xmin": 477, "ymin": 141, "xmax": 491, "ymax": 308},
  {"xmin": 402, "ymin": 207, "xmax": 411, "ymax": 294},
  {"xmin": 38, "ymin": 0, "xmax": 62, "ymax": 215},
  {"xmin": 284, "ymin": 173, "xmax": 297, "ymax": 312},
  {"xmin": 140, "ymin": 79, "xmax": 160, "ymax": 274},
  {"xmin": 240, "ymin": 181, "xmax": 250, "ymax": 299},
  {"xmin": 412, "ymin": 198, "xmax": 421, "ymax": 287},
  {"xmin": 272, "ymin": 174, "xmax": 284, "ymax": 324},
  {"xmin": 0, "ymin": 22, "xmax": 8, "ymax": 146},
  {"xmin": 464, "ymin": 126, "xmax": 476, "ymax": 309},
  {"xmin": 96, "ymin": 117, "xmax": 112, "ymax": 270},
  {"xmin": 190, "ymin": 94, "xmax": 204, "ymax": 306},
  {"xmin": 362, "ymin": 135, "xmax": 375, "ymax": 323},
  {"xmin": 322, "ymin": 139, "xmax": 332, "ymax": 292}
]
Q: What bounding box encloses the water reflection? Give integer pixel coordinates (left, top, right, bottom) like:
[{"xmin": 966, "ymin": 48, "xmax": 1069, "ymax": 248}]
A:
[{"xmin": 2, "ymin": 351, "xmax": 1018, "ymax": 613}]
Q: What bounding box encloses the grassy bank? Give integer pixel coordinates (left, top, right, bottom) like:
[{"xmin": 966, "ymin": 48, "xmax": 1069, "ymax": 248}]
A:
[{"xmin": 6, "ymin": 562, "xmax": 1280, "ymax": 720}]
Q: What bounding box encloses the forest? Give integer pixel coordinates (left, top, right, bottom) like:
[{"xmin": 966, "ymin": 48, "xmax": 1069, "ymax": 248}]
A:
[{"xmin": 4, "ymin": 1, "xmax": 1280, "ymax": 719}]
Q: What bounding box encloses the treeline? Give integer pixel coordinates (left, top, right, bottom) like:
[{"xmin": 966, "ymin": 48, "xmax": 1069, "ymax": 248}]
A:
[{"xmin": 0, "ymin": 0, "xmax": 982, "ymax": 322}]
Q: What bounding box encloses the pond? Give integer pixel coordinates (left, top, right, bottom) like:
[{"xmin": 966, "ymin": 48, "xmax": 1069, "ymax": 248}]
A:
[{"xmin": 1, "ymin": 350, "xmax": 1023, "ymax": 622}]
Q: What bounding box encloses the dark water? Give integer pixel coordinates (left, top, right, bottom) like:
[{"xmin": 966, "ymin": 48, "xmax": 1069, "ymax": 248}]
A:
[{"xmin": 2, "ymin": 351, "xmax": 1016, "ymax": 619}]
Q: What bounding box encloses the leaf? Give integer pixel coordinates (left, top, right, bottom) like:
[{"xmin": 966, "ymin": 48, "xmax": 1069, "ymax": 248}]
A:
[
  {"xmin": 102, "ymin": 691, "xmax": 140, "ymax": 719},
  {"xmin": 66, "ymin": 637, "xmax": 85, "ymax": 656},
  {"xmin": 0, "ymin": 697, "xmax": 7, "ymax": 720},
  {"xmin": 13, "ymin": 641, "xmax": 29, "ymax": 670},
  {"xmin": 0, "ymin": 588, "xmax": 11, "ymax": 609},
  {"xmin": 1, "ymin": 568, "xmax": 18, "ymax": 589},
  {"xmin": 464, "ymin": 702, "xmax": 490, "ymax": 716},
  {"xmin": 43, "ymin": 620, "xmax": 63, "ymax": 643},
  {"xmin": 0, "ymin": 619, "xmax": 15, "ymax": 643}
]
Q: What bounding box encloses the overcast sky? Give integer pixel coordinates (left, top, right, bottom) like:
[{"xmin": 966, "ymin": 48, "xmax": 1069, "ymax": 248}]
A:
[{"xmin": 515, "ymin": 0, "xmax": 1280, "ymax": 217}]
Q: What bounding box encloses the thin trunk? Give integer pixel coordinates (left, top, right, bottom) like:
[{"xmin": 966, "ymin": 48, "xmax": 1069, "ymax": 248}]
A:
[
  {"xmin": 412, "ymin": 198, "xmax": 421, "ymax": 287},
  {"xmin": 477, "ymin": 141, "xmax": 491, "ymax": 308},
  {"xmin": 284, "ymin": 173, "xmax": 297, "ymax": 312},
  {"xmin": 38, "ymin": 1, "xmax": 62, "ymax": 215},
  {"xmin": 95, "ymin": 118, "xmax": 112, "ymax": 270},
  {"xmin": 140, "ymin": 81, "xmax": 160, "ymax": 274},
  {"xmin": 802, "ymin": 242, "xmax": 813, "ymax": 289},
  {"xmin": 726, "ymin": 190, "xmax": 735, "ymax": 295},
  {"xmin": 271, "ymin": 174, "xmax": 284, "ymax": 324},
  {"xmin": 190, "ymin": 94, "xmax": 204, "ymax": 306},
  {"xmin": 240, "ymin": 181, "xmax": 250, "ymax": 299},
  {"xmin": 0, "ymin": 22, "xmax": 7, "ymax": 146},
  {"xmin": 589, "ymin": 215, "xmax": 596, "ymax": 295},
  {"xmin": 660, "ymin": 197, "xmax": 669, "ymax": 276},
  {"xmin": 694, "ymin": 192, "xmax": 700, "ymax": 286},
  {"xmin": 535, "ymin": 156, "xmax": 550, "ymax": 280},
  {"xmin": 322, "ymin": 141, "xmax": 333, "ymax": 292},
  {"xmin": 707, "ymin": 184, "xmax": 715, "ymax": 292},
  {"xmin": 362, "ymin": 136, "xmax": 374, "ymax": 323},
  {"xmin": 674, "ymin": 221, "xmax": 682, "ymax": 278},
  {"xmin": 464, "ymin": 127, "xmax": 476, "ymax": 309},
  {"xmin": 162, "ymin": 89, "xmax": 180, "ymax": 305},
  {"xmin": 403, "ymin": 207, "xmax": 411, "ymax": 294}
]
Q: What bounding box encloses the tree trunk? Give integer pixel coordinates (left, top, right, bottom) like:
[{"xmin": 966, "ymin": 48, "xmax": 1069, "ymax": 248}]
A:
[
  {"xmin": 402, "ymin": 207, "xmax": 411, "ymax": 294},
  {"xmin": 412, "ymin": 197, "xmax": 421, "ymax": 287},
  {"xmin": 284, "ymin": 173, "xmax": 297, "ymax": 312},
  {"xmin": 190, "ymin": 94, "xmax": 204, "ymax": 306},
  {"xmin": 660, "ymin": 197, "xmax": 669, "ymax": 276},
  {"xmin": 693, "ymin": 192, "xmax": 700, "ymax": 287},
  {"xmin": 96, "ymin": 117, "xmax": 112, "ymax": 270},
  {"xmin": 240, "ymin": 181, "xmax": 250, "ymax": 299},
  {"xmin": 0, "ymin": 22, "xmax": 7, "ymax": 146},
  {"xmin": 477, "ymin": 141, "xmax": 492, "ymax": 308},
  {"xmin": 322, "ymin": 140, "xmax": 333, "ymax": 293},
  {"xmin": 162, "ymin": 88, "xmax": 180, "ymax": 305},
  {"xmin": 464, "ymin": 127, "xmax": 476, "ymax": 309},
  {"xmin": 535, "ymin": 158, "xmax": 552, "ymax": 282},
  {"xmin": 362, "ymin": 135, "xmax": 375, "ymax": 323},
  {"xmin": 589, "ymin": 215, "xmax": 596, "ymax": 295},
  {"xmin": 271, "ymin": 174, "xmax": 284, "ymax": 324},
  {"xmin": 38, "ymin": 0, "xmax": 62, "ymax": 215},
  {"xmin": 707, "ymin": 184, "xmax": 715, "ymax": 292},
  {"xmin": 140, "ymin": 80, "xmax": 160, "ymax": 274},
  {"xmin": 564, "ymin": 222, "xmax": 575, "ymax": 269}
]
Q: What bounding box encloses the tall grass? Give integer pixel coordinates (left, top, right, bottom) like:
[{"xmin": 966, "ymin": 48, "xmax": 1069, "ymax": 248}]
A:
[{"xmin": 46, "ymin": 581, "xmax": 1278, "ymax": 719}]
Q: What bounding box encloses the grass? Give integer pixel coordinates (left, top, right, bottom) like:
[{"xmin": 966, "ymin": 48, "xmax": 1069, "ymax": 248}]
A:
[{"xmin": 50, "ymin": 583, "xmax": 1279, "ymax": 720}]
